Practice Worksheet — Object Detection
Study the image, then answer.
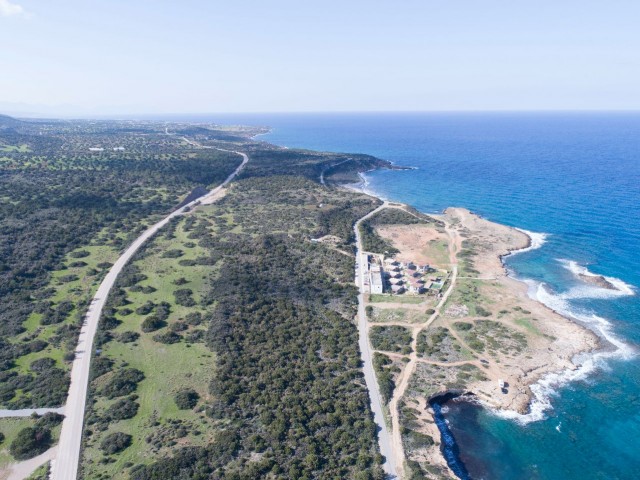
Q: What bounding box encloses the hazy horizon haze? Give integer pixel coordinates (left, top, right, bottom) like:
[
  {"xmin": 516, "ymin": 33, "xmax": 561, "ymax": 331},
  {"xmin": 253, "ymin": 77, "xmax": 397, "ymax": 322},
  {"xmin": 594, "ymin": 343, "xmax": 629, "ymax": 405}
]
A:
[{"xmin": 1, "ymin": 0, "xmax": 639, "ymax": 116}]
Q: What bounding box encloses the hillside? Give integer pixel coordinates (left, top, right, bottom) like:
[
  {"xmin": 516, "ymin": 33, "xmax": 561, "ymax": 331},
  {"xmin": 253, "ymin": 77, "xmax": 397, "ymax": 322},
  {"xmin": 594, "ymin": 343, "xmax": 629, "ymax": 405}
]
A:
[{"xmin": 0, "ymin": 114, "xmax": 23, "ymax": 129}]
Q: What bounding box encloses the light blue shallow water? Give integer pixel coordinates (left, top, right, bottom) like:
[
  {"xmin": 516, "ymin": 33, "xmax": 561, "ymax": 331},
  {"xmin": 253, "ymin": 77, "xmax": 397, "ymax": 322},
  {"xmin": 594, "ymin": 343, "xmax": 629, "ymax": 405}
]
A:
[{"xmin": 169, "ymin": 112, "xmax": 640, "ymax": 479}]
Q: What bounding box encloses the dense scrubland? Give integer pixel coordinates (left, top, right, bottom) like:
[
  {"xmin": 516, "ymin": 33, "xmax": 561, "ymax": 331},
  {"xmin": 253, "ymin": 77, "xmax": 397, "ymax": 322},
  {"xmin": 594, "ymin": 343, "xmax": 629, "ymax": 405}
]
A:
[
  {"xmin": 81, "ymin": 153, "xmax": 389, "ymax": 478},
  {"xmin": 0, "ymin": 116, "xmax": 242, "ymax": 411},
  {"xmin": 1, "ymin": 115, "xmax": 396, "ymax": 477}
]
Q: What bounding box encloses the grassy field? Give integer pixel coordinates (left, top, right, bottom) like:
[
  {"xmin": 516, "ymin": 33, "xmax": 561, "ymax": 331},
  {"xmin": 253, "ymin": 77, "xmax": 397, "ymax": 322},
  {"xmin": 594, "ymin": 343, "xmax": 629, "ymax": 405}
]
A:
[
  {"xmin": 0, "ymin": 418, "xmax": 34, "ymax": 469},
  {"xmin": 80, "ymin": 216, "xmax": 220, "ymax": 479},
  {"xmin": 514, "ymin": 316, "xmax": 543, "ymax": 336},
  {"xmin": 442, "ymin": 278, "xmax": 494, "ymax": 317},
  {"xmin": 422, "ymin": 238, "xmax": 450, "ymax": 268},
  {"xmin": 0, "ymin": 143, "xmax": 30, "ymax": 153}
]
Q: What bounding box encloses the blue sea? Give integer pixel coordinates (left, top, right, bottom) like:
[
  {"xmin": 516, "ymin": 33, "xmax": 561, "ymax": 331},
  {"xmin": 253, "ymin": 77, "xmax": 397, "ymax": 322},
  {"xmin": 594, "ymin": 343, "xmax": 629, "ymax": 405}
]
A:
[{"xmin": 176, "ymin": 112, "xmax": 640, "ymax": 479}]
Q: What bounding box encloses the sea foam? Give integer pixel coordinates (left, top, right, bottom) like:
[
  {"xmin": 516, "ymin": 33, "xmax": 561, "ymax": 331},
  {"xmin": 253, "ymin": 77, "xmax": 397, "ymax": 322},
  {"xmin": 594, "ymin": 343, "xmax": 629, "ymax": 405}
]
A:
[
  {"xmin": 511, "ymin": 228, "xmax": 548, "ymax": 255},
  {"xmin": 558, "ymin": 259, "xmax": 636, "ymax": 299},
  {"xmin": 493, "ymin": 279, "xmax": 635, "ymax": 425},
  {"xmin": 492, "ymin": 232, "xmax": 636, "ymax": 424}
]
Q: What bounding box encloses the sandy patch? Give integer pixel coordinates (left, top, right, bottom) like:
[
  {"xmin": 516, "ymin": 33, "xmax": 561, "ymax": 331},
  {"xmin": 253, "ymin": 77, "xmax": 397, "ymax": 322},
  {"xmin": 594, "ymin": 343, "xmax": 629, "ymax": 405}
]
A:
[{"xmin": 376, "ymin": 224, "xmax": 449, "ymax": 268}]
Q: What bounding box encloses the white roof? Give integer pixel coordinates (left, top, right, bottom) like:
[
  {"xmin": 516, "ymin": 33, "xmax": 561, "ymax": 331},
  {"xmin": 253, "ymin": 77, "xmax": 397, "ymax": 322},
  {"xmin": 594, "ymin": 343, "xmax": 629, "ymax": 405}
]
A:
[{"xmin": 370, "ymin": 271, "xmax": 383, "ymax": 286}]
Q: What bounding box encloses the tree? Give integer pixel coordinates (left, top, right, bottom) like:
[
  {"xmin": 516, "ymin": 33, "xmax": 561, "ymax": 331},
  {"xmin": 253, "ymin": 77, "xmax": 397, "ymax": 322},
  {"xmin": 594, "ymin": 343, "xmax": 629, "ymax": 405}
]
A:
[
  {"xmin": 100, "ymin": 432, "xmax": 132, "ymax": 454},
  {"xmin": 9, "ymin": 427, "xmax": 51, "ymax": 460},
  {"xmin": 174, "ymin": 389, "xmax": 199, "ymax": 410}
]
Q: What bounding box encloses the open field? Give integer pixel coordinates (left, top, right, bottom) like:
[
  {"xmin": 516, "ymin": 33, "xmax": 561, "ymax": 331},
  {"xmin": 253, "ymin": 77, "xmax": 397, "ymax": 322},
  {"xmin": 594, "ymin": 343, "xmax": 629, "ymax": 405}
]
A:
[
  {"xmin": 369, "ymin": 294, "xmax": 426, "ymax": 304},
  {"xmin": 80, "ymin": 218, "xmax": 219, "ymax": 479}
]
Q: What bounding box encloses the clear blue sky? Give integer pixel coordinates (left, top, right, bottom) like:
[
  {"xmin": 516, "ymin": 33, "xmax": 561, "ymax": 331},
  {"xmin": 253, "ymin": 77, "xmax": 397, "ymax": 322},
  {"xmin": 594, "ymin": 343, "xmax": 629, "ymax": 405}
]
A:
[{"xmin": 1, "ymin": 0, "xmax": 639, "ymax": 115}]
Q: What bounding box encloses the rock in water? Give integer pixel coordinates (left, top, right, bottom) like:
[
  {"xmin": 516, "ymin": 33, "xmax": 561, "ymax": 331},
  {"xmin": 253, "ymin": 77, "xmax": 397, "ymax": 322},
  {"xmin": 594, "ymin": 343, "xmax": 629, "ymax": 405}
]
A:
[{"xmin": 578, "ymin": 273, "xmax": 617, "ymax": 290}]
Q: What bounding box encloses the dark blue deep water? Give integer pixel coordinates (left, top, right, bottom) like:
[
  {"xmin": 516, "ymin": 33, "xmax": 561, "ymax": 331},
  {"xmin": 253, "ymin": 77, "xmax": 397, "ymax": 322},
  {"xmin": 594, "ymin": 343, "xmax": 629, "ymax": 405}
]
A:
[{"xmin": 175, "ymin": 112, "xmax": 640, "ymax": 479}]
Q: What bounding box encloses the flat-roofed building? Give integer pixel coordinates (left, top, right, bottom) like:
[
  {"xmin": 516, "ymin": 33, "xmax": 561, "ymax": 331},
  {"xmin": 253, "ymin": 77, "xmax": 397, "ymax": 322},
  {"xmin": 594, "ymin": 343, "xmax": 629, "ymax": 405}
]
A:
[{"xmin": 369, "ymin": 268, "xmax": 384, "ymax": 294}]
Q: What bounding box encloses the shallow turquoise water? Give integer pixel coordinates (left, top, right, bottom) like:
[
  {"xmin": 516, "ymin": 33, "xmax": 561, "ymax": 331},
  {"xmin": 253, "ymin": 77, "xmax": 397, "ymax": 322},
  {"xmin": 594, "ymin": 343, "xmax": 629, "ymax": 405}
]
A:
[{"xmin": 172, "ymin": 112, "xmax": 640, "ymax": 479}]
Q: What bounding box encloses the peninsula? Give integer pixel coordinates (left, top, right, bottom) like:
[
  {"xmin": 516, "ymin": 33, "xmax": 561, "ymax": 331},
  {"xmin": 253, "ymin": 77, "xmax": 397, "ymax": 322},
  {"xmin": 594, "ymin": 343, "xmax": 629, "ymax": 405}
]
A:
[{"xmin": 353, "ymin": 201, "xmax": 599, "ymax": 479}]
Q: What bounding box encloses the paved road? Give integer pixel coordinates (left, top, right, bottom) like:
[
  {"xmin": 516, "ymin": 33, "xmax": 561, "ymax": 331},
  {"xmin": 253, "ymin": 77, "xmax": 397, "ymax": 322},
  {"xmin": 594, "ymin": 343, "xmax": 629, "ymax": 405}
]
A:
[
  {"xmin": 0, "ymin": 407, "xmax": 65, "ymax": 418},
  {"xmin": 50, "ymin": 151, "xmax": 248, "ymax": 480},
  {"xmin": 354, "ymin": 202, "xmax": 398, "ymax": 479}
]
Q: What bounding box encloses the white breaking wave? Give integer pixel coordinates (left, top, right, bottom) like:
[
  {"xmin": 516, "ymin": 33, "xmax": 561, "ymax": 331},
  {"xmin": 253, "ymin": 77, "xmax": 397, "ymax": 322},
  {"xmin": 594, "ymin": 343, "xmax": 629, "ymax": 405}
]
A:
[
  {"xmin": 559, "ymin": 259, "xmax": 636, "ymax": 299},
  {"xmin": 493, "ymin": 280, "xmax": 635, "ymax": 424},
  {"xmin": 496, "ymin": 231, "xmax": 636, "ymax": 423},
  {"xmin": 354, "ymin": 172, "xmax": 390, "ymax": 200},
  {"xmin": 509, "ymin": 228, "xmax": 549, "ymax": 255}
]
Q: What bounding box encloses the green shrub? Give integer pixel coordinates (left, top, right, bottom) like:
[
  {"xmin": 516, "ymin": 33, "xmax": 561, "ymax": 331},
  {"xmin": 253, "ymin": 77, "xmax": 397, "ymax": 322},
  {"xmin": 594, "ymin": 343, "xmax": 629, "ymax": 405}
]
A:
[
  {"xmin": 105, "ymin": 397, "xmax": 139, "ymax": 421},
  {"xmin": 100, "ymin": 432, "xmax": 132, "ymax": 455},
  {"xmin": 174, "ymin": 389, "xmax": 199, "ymax": 410},
  {"xmin": 185, "ymin": 312, "xmax": 202, "ymax": 325},
  {"xmin": 9, "ymin": 427, "xmax": 51, "ymax": 460},
  {"xmin": 141, "ymin": 316, "xmax": 165, "ymax": 333},
  {"xmin": 162, "ymin": 249, "xmax": 184, "ymax": 258},
  {"xmin": 101, "ymin": 368, "xmax": 145, "ymax": 399},
  {"xmin": 173, "ymin": 289, "xmax": 196, "ymax": 307},
  {"xmin": 35, "ymin": 412, "xmax": 64, "ymax": 429},
  {"xmin": 135, "ymin": 301, "xmax": 155, "ymax": 316},
  {"xmin": 453, "ymin": 321, "xmax": 473, "ymax": 331},
  {"xmin": 153, "ymin": 331, "xmax": 181, "ymax": 344},
  {"xmin": 170, "ymin": 321, "xmax": 188, "ymax": 332},
  {"xmin": 117, "ymin": 331, "xmax": 140, "ymax": 343},
  {"xmin": 90, "ymin": 357, "xmax": 114, "ymax": 381},
  {"xmin": 30, "ymin": 357, "xmax": 56, "ymax": 372},
  {"xmin": 58, "ymin": 274, "xmax": 79, "ymax": 284}
]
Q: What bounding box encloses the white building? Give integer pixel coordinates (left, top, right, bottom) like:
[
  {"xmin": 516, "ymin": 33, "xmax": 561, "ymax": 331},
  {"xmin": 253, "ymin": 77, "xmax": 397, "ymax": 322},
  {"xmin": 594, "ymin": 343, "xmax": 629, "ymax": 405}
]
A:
[{"xmin": 369, "ymin": 264, "xmax": 384, "ymax": 294}]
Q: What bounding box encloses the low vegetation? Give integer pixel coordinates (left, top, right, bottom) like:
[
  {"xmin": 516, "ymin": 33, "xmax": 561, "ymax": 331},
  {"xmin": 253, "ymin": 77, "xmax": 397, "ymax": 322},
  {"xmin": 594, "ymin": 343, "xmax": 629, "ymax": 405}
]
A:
[
  {"xmin": 370, "ymin": 325, "xmax": 413, "ymax": 354},
  {"xmin": 372, "ymin": 353, "xmax": 397, "ymax": 403}
]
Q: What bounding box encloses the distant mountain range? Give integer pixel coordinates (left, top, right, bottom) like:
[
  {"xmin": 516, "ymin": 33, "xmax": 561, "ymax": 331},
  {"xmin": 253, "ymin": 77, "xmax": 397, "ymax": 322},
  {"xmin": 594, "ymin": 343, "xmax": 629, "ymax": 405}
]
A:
[{"xmin": 0, "ymin": 114, "xmax": 24, "ymax": 129}]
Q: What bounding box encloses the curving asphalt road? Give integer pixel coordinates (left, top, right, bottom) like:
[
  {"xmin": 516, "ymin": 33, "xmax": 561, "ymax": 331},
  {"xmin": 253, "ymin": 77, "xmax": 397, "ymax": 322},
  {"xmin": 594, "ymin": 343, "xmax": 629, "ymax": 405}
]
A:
[
  {"xmin": 49, "ymin": 150, "xmax": 248, "ymax": 480},
  {"xmin": 354, "ymin": 202, "xmax": 399, "ymax": 478}
]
